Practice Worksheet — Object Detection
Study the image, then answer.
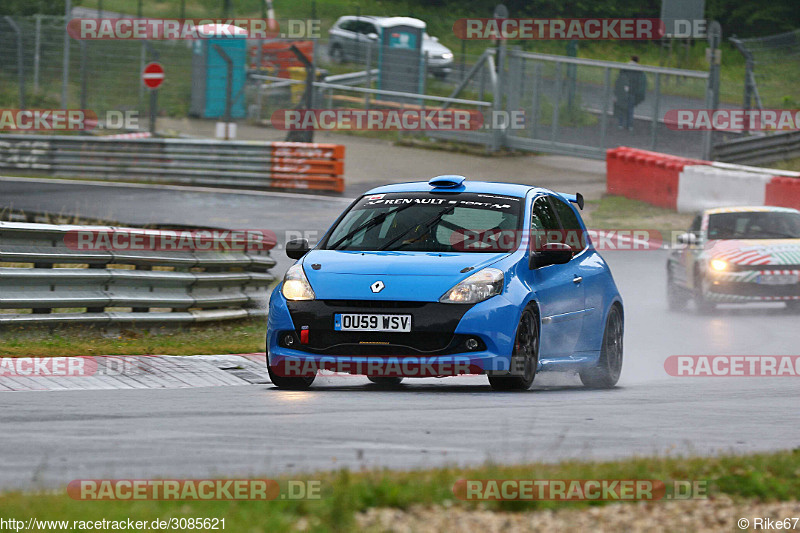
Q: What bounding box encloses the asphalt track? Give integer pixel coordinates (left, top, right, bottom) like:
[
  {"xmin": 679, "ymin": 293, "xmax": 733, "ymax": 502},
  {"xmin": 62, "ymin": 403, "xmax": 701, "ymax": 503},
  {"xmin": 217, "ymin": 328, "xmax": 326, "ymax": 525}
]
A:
[{"xmin": 1, "ymin": 178, "xmax": 799, "ymax": 491}]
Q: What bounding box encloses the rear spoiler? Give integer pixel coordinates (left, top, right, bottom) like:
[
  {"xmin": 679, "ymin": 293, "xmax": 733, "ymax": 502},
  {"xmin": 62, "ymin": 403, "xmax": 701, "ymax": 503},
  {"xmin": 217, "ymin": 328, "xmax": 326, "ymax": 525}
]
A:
[{"xmin": 558, "ymin": 192, "xmax": 585, "ymax": 210}]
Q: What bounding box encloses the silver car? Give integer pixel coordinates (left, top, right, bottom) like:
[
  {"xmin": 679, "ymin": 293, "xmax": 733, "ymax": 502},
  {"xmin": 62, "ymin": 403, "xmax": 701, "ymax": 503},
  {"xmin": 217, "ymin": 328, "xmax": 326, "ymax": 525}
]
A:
[{"xmin": 327, "ymin": 15, "xmax": 454, "ymax": 78}]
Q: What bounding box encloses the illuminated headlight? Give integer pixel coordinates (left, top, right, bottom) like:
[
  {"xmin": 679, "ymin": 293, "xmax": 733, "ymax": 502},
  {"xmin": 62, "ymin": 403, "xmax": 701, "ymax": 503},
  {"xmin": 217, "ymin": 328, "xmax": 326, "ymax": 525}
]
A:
[
  {"xmin": 440, "ymin": 52, "xmax": 453, "ymax": 59},
  {"xmin": 710, "ymin": 259, "xmax": 728, "ymax": 272},
  {"xmin": 281, "ymin": 264, "xmax": 315, "ymax": 301},
  {"xmin": 440, "ymin": 268, "xmax": 503, "ymax": 304}
]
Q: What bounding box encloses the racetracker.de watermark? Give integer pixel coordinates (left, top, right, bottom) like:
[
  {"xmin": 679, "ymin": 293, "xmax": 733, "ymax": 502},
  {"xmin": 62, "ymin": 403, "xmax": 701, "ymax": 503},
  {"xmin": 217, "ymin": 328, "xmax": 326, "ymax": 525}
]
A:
[
  {"xmin": 665, "ymin": 356, "xmax": 800, "ymax": 377},
  {"xmin": 452, "ymin": 18, "xmax": 680, "ymax": 40},
  {"xmin": 0, "ymin": 110, "xmax": 139, "ymax": 131},
  {"xmin": 64, "ymin": 229, "xmax": 277, "ymax": 252},
  {"xmin": 452, "ymin": 479, "xmax": 708, "ymax": 500},
  {"xmin": 270, "ymin": 109, "xmax": 504, "ymax": 132},
  {"xmin": 665, "ymin": 109, "xmax": 800, "ymax": 131},
  {"xmin": 67, "ymin": 479, "xmax": 321, "ymax": 500},
  {"xmin": 67, "ymin": 18, "xmax": 320, "ymax": 39}
]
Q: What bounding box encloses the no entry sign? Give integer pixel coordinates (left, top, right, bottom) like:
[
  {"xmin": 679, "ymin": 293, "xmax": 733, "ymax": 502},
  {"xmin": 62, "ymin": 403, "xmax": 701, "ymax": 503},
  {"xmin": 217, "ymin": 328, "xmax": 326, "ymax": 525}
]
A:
[{"xmin": 142, "ymin": 62, "xmax": 165, "ymax": 89}]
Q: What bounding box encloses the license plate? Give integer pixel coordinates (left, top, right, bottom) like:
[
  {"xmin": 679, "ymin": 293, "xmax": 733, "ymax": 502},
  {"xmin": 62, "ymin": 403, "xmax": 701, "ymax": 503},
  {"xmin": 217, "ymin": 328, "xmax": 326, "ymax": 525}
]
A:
[
  {"xmin": 334, "ymin": 313, "xmax": 411, "ymax": 332},
  {"xmin": 757, "ymin": 274, "xmax": 798, "ymax": 285}
]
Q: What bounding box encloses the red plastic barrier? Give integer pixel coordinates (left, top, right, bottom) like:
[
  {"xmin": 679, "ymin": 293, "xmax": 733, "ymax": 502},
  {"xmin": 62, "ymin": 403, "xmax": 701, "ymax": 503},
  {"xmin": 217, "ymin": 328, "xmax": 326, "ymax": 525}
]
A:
[
  {"xmin": 765, "ymin": 176, "xmax": 800, "ymax": 210},
  {"xmin": 250, "ymin": 40, "xmax": 314, "ymax": 77},
  {"xmin": 606, "ymin": 147, "xmax": 709, "ymax": 210}
]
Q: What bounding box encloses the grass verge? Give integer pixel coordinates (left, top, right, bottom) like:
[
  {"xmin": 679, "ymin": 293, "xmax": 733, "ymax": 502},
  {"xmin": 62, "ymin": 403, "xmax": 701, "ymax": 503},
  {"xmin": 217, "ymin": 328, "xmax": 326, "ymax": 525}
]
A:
[
  {"xmin": 0, "ymin": 318, "xmax": 266, "ymax": 356},
  {"xmin": 584, "ymin": 195, "xmax": 695, "ymax": 232},
  {"xmin": 1, "ymin": 450, "xmax": 799, "ymax": 532}
]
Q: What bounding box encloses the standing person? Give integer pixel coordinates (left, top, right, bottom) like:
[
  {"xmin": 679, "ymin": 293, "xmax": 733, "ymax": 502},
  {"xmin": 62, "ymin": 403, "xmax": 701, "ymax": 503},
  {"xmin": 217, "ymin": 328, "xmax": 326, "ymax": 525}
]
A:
[{"xmin": 614, "ymin": 56, "xmax": 646, "ymax": 131}]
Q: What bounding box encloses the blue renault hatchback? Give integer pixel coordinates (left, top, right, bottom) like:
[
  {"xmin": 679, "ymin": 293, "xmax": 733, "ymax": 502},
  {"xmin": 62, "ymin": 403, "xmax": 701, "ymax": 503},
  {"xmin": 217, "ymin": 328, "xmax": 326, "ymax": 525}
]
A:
[{"xmin": 267, "ymin": 176, "xmax": 623, "ymax": 390}]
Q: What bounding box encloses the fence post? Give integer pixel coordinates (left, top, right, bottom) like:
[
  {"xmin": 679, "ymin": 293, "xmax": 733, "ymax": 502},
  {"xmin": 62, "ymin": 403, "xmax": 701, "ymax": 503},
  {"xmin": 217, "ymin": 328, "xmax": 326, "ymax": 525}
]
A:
[
  {"xmin": 650, "ymin": 72, "xmax": 661, "ymax": 150},
  {"xmin": 551, "ymin": 62, "xmax": 562, "ymax": 143},
  {"xmin": 4, "ymin": 16, "xmax": 26, "ymax": 110},
  {"xmin": 80, "ymin": 41, "xmax": 88, "ymax": 110},
  {"xmin": 34, "ymin": 15, "xmax": 41, "ymax": 93},
  {"xmin": 62, "ymin": 0, "xmax": 71, "ymax": 109},
  {"xmin": 599, "ymin": 67, "xmax": 610, "ymax": 149},
  {"xmin": 702, "ymin": 21, "xmax": 722, "ymax": 160}
]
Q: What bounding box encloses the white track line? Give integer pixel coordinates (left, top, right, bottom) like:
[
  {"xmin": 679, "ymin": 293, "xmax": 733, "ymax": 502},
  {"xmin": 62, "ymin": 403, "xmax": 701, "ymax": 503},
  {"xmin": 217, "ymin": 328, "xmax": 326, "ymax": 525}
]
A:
[{"xmin": 0, "ymin": 175, "xmax": 354, "ymax": 202}]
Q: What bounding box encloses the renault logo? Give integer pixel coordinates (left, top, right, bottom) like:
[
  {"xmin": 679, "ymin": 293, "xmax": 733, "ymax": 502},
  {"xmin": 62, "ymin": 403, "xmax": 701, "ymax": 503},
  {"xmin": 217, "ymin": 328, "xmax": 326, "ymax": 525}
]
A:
[{"xmin": 370, "ymin": 281, "xmax": 385, "ymax": 293}]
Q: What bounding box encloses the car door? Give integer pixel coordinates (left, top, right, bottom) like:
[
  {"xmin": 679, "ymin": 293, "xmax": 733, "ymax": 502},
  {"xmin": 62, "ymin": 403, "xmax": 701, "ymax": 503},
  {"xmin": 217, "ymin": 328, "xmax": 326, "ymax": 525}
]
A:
[
  {"xmin": 527, "ymin": 195, "xmax": 586, "ymax": 357},
  {"xmin": 355, "ymin": 21, "xmax": 379, "ymax": 63},
  {"xmin": 336, "ymin": 19, "xmax": 358, "ymax": 59},
  {"xmin": 550, "ymin": 195, "xmax": 603, "ymax": 355},
  {"xmin": 670, "ymin": 214, "xmax": 701, "ymax": 290}
]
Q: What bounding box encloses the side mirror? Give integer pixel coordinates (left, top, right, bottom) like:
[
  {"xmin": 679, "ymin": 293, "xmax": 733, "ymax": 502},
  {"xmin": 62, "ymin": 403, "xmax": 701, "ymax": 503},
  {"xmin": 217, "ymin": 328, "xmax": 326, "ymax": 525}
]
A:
[
  {"xmin": 677, "ymin": 232, "xmax": 697, "ymax": 245},
  {"xmin": 530, "ymin": 242, "xmax": 574, "ymax": 269},
  {"xmin": 432, "ymin": 35, "xmax": 439, "ymax": 42},
  {"xmin": 286, "ymin": 238, "xmax": 310, "ymax": 260},
  {"xmin": 367, "ymin": 32, "xmax": 378, "ymax": 40}
]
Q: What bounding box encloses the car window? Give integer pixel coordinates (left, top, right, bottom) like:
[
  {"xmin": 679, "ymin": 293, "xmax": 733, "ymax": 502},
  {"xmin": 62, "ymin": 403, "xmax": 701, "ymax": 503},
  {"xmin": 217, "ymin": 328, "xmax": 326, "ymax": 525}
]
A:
[
  {"xmin": 551, "ymin": 196, "xmax": 586, "ymax": 252},
  {"xmin": 689, "ymin": 215, "xmax": 701, "ymax": 233},
  {"xmin": 530, "ymin": 196, "xmax": 562, "ymax": 252},
  {"xmin": 339, "ymin": 20, "xmax": 357, "ymax": 32},
  {"xmin": 707, "ymin": 211, "xmax": 800, "ymax": 240},
  {"xmin": 531, "ymin": 196, "xmax": 560, "ymax": 233},
  {"xmin": 358, "ymin": 22, "xmax": 377, "ymax": 35},
  {"xmin": 324, "ymin": 192, "xmax": 523, "ymax": 253}
]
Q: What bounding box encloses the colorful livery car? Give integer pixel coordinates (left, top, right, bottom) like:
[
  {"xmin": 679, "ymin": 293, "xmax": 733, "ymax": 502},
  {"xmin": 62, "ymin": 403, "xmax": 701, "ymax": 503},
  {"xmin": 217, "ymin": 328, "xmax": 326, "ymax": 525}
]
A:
[{"xmin": 667, "ymin": 206, "xmax": 800, "ymax": 312}]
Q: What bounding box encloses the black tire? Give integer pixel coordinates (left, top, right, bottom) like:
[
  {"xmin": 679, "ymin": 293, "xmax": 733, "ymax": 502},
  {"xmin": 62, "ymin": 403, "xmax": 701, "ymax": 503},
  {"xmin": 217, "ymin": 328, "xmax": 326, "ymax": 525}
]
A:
[
  {"xmin": 267, "ymin": 354, "xmax": 315, "ymax": 390},
  {"xmin": 367, "ymin": 377, "xmax": 404, "ymax": 386},
  {"xmin": 329, "ymin": 44, "xmax": 345, "ymax": 64},
  {"xmin": 488, "ymin": 308, "xmax": 538, "ymax": 391},
  {"xmin": 694, "ymin": 270, "xmax": 716, "ymax": 314},
  {"xmin": 580, "ymin": 305, "xmax": 623, "ymax": 389},
  {"xmin": 667, "ymin": 265, "xmax": 689, "ymax": 311}
]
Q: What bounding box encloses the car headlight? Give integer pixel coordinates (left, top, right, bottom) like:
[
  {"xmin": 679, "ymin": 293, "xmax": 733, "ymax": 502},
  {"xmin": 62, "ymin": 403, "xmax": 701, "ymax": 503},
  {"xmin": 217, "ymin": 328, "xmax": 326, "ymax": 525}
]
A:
[
  {"xmin": 440, "ymin": 52, "xmax": 453, "ymax": 59},
  {"xmin": 440, "ymin": 268, "xmax": 503, "ymax": 304},
  {"xmin": 282, "ymin": 264, "xmax": 315, "ymax": 301},
  {"xmin": 710, "ymin": 259, "xmax": 728, "ymax": 272}
]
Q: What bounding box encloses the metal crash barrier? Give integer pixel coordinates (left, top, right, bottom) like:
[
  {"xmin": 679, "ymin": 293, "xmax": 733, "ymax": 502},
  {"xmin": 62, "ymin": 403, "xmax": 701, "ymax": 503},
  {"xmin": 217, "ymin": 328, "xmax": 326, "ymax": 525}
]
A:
[
  {"xmin": 0, "ymin": 135, "xmax": 345, "ymax": 193},
  {"xmin": 0, "ymin": 222, "xmax": 277, "ymax": 327}
]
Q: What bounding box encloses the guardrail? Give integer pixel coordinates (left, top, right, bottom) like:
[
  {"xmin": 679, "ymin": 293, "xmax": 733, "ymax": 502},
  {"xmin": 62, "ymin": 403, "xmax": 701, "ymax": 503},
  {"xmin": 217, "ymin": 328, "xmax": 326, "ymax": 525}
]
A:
[
  {"xmin": 0, "ymin": 134, "xmax": 345, "ymax": 193},
  {"xmin": 712, "ymin": 131, "xmax": 800, "ymax": 166},
  {"xmin": 0, "ymin": 222, "xmax": 276, "ymax": 327}
]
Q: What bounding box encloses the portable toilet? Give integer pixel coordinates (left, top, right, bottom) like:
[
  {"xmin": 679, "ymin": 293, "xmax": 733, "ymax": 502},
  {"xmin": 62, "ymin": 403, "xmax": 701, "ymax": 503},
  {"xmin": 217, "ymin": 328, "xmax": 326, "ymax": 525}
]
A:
[
  {"xmin": 190, "ymin": 24, "xmax": 248, "ymax": 119},
  {"xmin": 375, "ymin": 17, "xmax": 425, "ymax": 95}
]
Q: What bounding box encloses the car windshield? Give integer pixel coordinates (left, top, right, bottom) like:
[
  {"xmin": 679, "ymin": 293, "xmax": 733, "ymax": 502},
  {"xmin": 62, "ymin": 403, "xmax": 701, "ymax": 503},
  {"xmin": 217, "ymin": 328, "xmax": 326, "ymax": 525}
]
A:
[
  {"xmin": 324, "ymin": 191, "xmax": 522, "ymax": 252},
  {"xmin": 707, "ymin": 211, "xmax": 800, "ymax": 240}
]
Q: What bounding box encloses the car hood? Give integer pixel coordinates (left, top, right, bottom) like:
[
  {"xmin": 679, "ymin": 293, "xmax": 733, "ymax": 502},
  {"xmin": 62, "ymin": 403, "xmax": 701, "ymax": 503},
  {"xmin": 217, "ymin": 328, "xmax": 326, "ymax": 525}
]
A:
[
  {"xmin": 422, "ymin": 39, "xmax": 452, "ymax": 57},
  {"xmin": 301, "ymin": 249, "xmax": 507, "ymax": 301},
  {"xmin": 706, "ymin": 239, "xmax": 800, "ymax": 266}
]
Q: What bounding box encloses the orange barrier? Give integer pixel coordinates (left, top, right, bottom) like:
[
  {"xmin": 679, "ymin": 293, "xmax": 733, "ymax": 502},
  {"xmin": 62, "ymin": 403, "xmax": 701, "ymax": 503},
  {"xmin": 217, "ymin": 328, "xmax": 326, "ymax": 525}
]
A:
[
  {"xmin": 270, "ymin": 142, "xmax": 345, "ymax": 193},
  {"xmin": 765, "ymin": 176, "xmax": 800, "ymax": 210},
  {"xmin": 250, "ymin": 41, "xmax": 314, "ymax": 77},
  {"xmin": 606, "ymin": 147, "xmax": 709, "ymax": 210}
]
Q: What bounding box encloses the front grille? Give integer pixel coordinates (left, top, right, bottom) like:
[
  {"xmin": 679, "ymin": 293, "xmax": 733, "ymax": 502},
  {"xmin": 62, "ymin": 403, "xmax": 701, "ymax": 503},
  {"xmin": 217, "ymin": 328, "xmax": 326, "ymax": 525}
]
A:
[
  {"xmin": 728, "ymin": 264, "xmax": 800, "ymax": 272},
  {"xmin": 285, "ymin": 300, "xmax": 477, "ymax": 355},
  {"xmin": 322, "ymin": 300, "xmax": 429, "ymax": 309},
  {"xmin": 712, "ymin": 281, "xmax": 800, "ymax": 298}
]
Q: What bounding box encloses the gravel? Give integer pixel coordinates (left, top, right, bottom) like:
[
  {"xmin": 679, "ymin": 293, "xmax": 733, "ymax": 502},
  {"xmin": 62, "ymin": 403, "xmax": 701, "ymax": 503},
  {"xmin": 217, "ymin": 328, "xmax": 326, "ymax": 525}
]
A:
[{"xmin": 354, "ymin": 498, "xmax": 800, "ymax": 532}]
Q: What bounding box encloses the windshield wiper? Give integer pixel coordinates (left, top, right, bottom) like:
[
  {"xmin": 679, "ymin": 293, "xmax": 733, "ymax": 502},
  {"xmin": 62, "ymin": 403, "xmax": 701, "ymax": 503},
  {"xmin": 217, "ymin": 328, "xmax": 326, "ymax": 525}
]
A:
[
  {"xmin": 327, "ymin": 203, "xmax": 416, "ymax": 250},
  {"xmin": 379, "ymin": 205, "xmax": 455, "ymax": 251}
]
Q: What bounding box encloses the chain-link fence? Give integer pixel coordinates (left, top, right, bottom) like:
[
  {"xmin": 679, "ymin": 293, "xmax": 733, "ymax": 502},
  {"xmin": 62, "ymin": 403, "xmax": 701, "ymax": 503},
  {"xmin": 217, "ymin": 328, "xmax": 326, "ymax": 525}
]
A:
[
  {"xmin": 730, "ymin": 29, "xmax": 800, "ymax": 112},
  {"xmin": 2, "ymin": 13, "xmax": 720, "ymax": 159},
  {"xmin": 0, "ymin": 15, "xmax": 192, "ymax": 124},
  {"xmin": 504, "ymin": 49, "xmax": 712, "ymax": 158}
]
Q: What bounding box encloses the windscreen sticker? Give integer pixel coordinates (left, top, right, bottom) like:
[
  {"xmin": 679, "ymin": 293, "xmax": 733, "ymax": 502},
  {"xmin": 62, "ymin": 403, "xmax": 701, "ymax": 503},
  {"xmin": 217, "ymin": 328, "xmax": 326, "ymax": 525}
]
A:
[{"xmin": 362, "ymin": 194, "xmax": 517, "ymax": 211}]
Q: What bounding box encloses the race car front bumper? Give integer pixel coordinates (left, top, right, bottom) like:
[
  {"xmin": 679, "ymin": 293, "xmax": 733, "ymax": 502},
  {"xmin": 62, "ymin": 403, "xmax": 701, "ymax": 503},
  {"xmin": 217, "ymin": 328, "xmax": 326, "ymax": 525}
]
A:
[
  {"xmin": 266, "ymin": 288, "xmax": 522, "ymax": 377},
  {"xmin": 704, "ymin": 268, "xmax": 800, "ymax": 302}
]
